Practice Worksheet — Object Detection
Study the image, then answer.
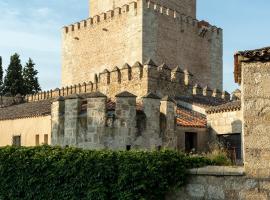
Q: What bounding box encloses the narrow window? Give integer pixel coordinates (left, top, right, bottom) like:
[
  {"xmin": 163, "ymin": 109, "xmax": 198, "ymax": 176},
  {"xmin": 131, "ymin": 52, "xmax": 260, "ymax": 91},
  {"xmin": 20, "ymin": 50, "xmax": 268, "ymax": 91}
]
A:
[
  {"xmin": 126, "ymin": 145, "xmax": 131, "ymax": 151},
  {"xmin": 12, "ymin": 135, "xmax": 21, "ymax": 147},
  {"xmin": 44, "ymin": 134, "xmax": 49, "ymax": 145},
  {"xmin": 35, "ymin": 135, "xmax": 40, "ymax": 146}
]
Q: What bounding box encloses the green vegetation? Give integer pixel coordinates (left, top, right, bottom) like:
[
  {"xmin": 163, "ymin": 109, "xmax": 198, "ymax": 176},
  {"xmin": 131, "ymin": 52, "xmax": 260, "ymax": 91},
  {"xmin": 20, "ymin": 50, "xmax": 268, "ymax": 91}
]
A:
[
  {"xmin": 0, "ymin": 53, "xmax": 41, "ymax": 96},
  {"xmin": 23, "ymin": 58, "xmax": 41, "ymax": 94},
  {"xmin": 0, "ymin": 146, "xmax": 228, "ymax": 200},
  {"xmin": 0, "ymin": 56, "xmax": 3, "ymax": 94}
]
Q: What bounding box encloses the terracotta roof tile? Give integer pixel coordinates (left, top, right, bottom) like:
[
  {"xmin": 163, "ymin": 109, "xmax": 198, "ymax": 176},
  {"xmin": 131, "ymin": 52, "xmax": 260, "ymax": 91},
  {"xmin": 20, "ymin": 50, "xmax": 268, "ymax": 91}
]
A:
[
  {"xmin": 176, "ymin": 95, "xmax": 227, "ymax": 108},
  {"xmin": 234, "ymin": 46, "xmax": 270, "ymax": 83},
  {"xmin": 176, "ymin": 105, "xmax": 207, "ymax": 128},
  {"xmin": 0, "ymin": 100, "xmax": 51, "ymax": 120},
  {"xmin": 206, "ymin": 101, "xmax": 241, "ymax": 114}
]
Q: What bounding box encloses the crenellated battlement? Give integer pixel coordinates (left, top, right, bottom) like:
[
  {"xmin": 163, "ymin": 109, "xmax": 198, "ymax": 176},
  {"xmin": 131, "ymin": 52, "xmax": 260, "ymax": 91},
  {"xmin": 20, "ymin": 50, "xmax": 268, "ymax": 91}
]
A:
[
  {"xmin": 63, "ymin": 1, "xmax": 139, "ymax": 35},
  {"xmin": 63, "ymin": 0, "xmax": 221, "ymax": 37},
  {"xmin": 62, "ymin": 0, "xmax": 223, "ymax": 89},
  {"xmin": 145, "ymin": 0, "xmax": 222, "ymax": 36},
  {"xmin": 26, "ymin": 60, "xmax": 229, "ymax": 103}
]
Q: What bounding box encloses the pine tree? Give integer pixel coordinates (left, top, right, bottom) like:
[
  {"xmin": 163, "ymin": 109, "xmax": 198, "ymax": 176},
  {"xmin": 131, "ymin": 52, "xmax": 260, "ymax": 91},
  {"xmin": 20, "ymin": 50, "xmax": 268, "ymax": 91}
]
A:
[
  {"xmin": 0, "ymin": 56, "xmax": 3, "ymax": 94},
  {"xmin": 23, "ymin": 58, "xmax": 41, "ymax": 94},
  {"xmin": 2, "ymin": 53, "xmax": 26, "ymax": 96}
]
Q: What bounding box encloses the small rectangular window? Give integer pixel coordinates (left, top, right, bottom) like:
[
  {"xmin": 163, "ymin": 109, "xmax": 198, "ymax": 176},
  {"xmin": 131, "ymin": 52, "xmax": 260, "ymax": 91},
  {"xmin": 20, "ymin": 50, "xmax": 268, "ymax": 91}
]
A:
[
  {"xmin": 126, "ymin": 145, "xmax": 131, "ymax": 151},
  {"xmin": 12, "ymin": 135, "xmax": 21, "ymax": 147},
  {"xmin": 44, "ymin": 134, "xmax": 48, "ymax": 145},
  {"xmin": 35, "ymin": 135, "xmax": 40, "ymax": 146}
]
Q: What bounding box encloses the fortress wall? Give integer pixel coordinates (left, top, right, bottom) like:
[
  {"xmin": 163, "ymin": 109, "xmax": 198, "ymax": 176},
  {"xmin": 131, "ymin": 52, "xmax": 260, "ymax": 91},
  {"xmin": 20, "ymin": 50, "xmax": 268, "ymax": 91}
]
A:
[
  {"xmin": 62, "ymin": 1, "xmax": 143, "ymax": 86},
  {"xmin": 143, "ymin": 0, "xmax": 223, "ymax": 89},
  {"xmin": 90, "ymin": 0, "xmax": 196, "ymax": 18},
  {"xmin": 27, "ymin": 61, "xmax": 229, "ymax": 103}
]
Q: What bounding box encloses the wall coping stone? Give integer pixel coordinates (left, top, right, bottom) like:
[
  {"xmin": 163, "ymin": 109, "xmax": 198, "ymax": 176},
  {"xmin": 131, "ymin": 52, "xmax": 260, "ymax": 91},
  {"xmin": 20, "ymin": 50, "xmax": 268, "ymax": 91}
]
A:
[
  {"xmin": 189, "ymin": 166, "xmax": 245, "ymax": 176},
  {"xmin": 115, "ymin": 91, "xmax": 137, "ymax": 98},
  {"xmin": 85, "ymin": 92, "xmax": 107, "ymax": 98},
  {"xmin": 142, "ymin": 92, "xmax": 161, "ymax": 99}
]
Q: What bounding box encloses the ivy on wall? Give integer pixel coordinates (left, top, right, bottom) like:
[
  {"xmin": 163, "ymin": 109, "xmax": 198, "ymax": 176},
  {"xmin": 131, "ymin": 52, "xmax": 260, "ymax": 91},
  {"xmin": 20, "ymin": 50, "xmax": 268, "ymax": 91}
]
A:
[{"xmin": 0, "ymin": 146, "xmax": 213, "ymax": 200}]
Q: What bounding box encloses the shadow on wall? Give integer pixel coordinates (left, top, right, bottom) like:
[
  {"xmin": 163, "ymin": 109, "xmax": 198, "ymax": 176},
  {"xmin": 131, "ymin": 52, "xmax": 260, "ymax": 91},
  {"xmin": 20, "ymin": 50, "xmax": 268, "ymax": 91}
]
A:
[{"xmin": 231, "ymin": 120, "xmax": 242, "ymax": 134}]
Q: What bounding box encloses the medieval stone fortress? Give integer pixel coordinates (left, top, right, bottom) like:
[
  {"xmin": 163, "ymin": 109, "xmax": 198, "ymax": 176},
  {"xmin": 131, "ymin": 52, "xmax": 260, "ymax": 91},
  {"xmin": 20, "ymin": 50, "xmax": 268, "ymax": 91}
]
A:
[{"xmin": 1, "ymin": 0, "xmax": 270, "ymax": 199}]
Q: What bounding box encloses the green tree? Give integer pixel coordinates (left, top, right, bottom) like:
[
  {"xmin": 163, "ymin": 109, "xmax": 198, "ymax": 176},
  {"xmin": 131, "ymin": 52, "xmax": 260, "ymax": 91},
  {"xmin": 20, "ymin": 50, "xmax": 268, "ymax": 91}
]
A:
[
  {"xmin": 2, "ymin": 53, "xmax": 25, "ymax": 96},
  {"xmin": 0, "ymin": 56, "xmax": 3, "ymax": 94},
  {"xmin": 23, "ymin": 58, "xmax": 41, "ymax": 94}
]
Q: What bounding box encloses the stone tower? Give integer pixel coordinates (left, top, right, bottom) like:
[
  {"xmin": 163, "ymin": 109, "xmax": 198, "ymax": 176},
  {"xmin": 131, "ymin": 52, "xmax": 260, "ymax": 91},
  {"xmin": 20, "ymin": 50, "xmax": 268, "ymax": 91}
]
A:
[{"xmin": 62, "ymin": 0, "xmax": 223, "ymax": 90}]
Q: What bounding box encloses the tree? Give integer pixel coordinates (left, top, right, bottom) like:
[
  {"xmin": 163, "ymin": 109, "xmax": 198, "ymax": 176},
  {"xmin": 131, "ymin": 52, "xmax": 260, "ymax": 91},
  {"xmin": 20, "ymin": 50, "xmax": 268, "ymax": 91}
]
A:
[
  {"xmin": 0, "ymin": 56, "xmax": 3, "ymax": 94},
  {"xmin": 23, "ymin": 58, "xmax": 41, "ymax": 94},
  {"xmin": 2, "ymin": 53, "xmax": 26, "ymax": 96}
]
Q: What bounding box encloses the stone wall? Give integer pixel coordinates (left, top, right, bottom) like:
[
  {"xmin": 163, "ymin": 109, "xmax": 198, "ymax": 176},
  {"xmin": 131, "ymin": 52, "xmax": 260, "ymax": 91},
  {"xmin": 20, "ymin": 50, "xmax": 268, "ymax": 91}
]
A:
[
  {"xmin": 207, "ymin": 110, "xmax": 242, "ymax": 135},
  {"xmin": 167, "ymin": 166, "xmax": 270, "ymax": 200},
  {"xmin": 90, "ymin": 0, "xmax": 196, "ymax": 18},
  {"xmin": 51, "ymin": 91, "xmax": 169, "ymax": 150},
  {"xmin": 62, "ymin": 1, "xmax": 142, "ymax": 86},
  {"xmin": 0, "ymin": 116, "xmax": 51, "ymax": 147},
  {"xmin": 143, "ymin": 0, "xmax": 223, "ymax": 89},
  {"xmin": 176, "ymin": 127, "xmax": 208, "ymax": 152},
  {"xmin": 242, "ymin": 61, "xmax": 270, "ymax": 178},
  {"xmin": 27, "ymin": 61, "xmax": 228, "ymax": 103},
  {"xmin": 62, "ymin": 0, "xmax": 222, "ymax": 90}
]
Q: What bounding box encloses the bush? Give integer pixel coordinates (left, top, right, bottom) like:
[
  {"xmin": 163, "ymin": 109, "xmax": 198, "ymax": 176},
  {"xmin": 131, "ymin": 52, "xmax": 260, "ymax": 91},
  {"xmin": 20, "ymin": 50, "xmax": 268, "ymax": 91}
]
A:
[{"xmin": 0, "ymin": 146, "xmax": 213, "ymax": 200}]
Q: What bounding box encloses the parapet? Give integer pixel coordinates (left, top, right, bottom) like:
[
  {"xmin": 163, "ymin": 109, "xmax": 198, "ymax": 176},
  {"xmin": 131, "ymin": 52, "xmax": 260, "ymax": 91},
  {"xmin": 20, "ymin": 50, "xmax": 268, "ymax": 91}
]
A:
[
  {"xmin": 63, "ymin": 1, "xmax": 139, "ymax": 35},
  {"xmin": 26, "ymin": 60, "xmax": 228, "ymax": 103},
  {"xmin": 145, "ymin": 0, "xmax": 222, "ymax": 36},
  {"xmin": 63, "ymin": 0, "xmax": 221, "ymax": 38}
]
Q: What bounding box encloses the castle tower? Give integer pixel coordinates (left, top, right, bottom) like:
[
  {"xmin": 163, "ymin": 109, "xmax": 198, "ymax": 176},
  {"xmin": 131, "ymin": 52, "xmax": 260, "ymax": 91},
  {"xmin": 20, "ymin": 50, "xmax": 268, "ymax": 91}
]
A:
[
  {"xmin": 89, "ymin": 0, "xmax": 196, "ymax": 18},
  {"xmin": 62, "ymin": 0, "xmax": 222, "ymax": 90}
]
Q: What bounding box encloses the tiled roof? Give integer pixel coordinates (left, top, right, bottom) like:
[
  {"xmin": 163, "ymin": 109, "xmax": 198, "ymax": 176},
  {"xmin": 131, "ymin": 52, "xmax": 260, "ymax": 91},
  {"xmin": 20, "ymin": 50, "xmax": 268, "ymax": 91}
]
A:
[
  {"xmin": 234, "ymin": 47, "xmax": 270, "ymax": 83},
  {"xmin": 176, "ymin": 105, "xmax": 207, "ymax": 128},
  {"xmin": 206, "ymin": 101, "xmax": 241, "ymax": 114},
  {"xmin": 176, "ymin": 95, "xmax": 227, "ymax": 108},
  {"xmin": 0, "ymin": 100, "xmax": 51, "ymax": 120}
]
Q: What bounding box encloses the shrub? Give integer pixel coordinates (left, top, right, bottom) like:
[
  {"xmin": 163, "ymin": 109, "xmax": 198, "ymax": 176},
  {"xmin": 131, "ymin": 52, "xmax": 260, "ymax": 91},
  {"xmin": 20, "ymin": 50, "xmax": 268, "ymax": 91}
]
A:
[{"xmin": 0, "ymin": 146, "xmax": 213, "ymax": 200}]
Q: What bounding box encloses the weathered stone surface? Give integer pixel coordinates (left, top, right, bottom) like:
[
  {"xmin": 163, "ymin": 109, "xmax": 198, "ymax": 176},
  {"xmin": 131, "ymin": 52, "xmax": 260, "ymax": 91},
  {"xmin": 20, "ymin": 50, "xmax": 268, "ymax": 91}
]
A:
[{"xmin": 62, "ymin": 0, "xmax": 222, "ymax": 90}]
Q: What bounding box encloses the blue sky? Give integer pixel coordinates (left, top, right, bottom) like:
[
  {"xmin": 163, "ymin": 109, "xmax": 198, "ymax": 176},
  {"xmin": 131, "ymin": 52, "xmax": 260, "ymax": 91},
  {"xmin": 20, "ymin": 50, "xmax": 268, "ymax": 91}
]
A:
[{"xmin": 0, "ymin": 0, "xmax": 269, "ymax": 92}]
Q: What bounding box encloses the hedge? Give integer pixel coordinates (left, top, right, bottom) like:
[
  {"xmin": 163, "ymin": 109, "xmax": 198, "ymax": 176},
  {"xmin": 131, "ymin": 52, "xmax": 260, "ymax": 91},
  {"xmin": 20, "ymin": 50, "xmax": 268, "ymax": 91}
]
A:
[{"xmin": 0, "ymin": 146, "xmax": 212, "ymax": 200}]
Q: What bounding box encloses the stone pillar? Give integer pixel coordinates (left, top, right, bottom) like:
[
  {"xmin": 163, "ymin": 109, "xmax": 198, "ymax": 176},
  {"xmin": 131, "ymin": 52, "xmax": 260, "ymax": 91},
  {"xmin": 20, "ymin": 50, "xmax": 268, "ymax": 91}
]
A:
[
  {"xmin": 242, "ymin": 61, "xmax": 270, "ymax": 178},
  {"xmin": 64, "ymin": 94, "xmax": 81, "ymax": 147},
  {"xmin": 86, "ymin": 92, "xmax": 107, "ymax": 149},
  {"xmin": 115, "ymin": 91, "xmax": 137, "ymax": 150},
  {"xmin": 160, "ymin": 96, "xmax": 176, "ymax": 149},
  {"xmin": 142, "ymin": 92, "xmax": 161, "ymax": 149},
  {"xmin": 51, "ymin": 96, "xmax": 65, "ymax": 146}
]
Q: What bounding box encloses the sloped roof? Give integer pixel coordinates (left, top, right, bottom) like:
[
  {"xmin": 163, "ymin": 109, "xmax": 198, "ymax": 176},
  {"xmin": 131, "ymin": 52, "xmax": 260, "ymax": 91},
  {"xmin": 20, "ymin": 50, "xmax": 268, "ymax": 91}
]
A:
[
  {"xmin": 0, "ymin": 100, "xmax": 51, "ymax": 120},
  {"xmin": 176, "ymin": 95, "xmax": 227, "ymax": 108},
  {"xmin": 176, "ymin": 105, "xmax": 207, "ymax": 128},
  {"xmin": 234, "ymin": 46, "xmax": 270, "ymax": 84},
  {"xmin": 206, "ymin": 101, "xmax": 241, "ymax": 114}
]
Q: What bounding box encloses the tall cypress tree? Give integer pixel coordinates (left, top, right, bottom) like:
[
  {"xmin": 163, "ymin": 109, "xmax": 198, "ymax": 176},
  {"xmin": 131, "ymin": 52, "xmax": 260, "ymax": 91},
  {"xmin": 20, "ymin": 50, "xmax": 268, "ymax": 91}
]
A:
[
  {"xmin": 0, "ymin": 56, "xmax": 3, "ymax": 94},
  {"xmin": 23, "ymin": 58, "xmax": 41, "ymax": 94},
  {"xmin": 2, "ymin": 53, "xmax": 25, "ymax": 96}
]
